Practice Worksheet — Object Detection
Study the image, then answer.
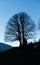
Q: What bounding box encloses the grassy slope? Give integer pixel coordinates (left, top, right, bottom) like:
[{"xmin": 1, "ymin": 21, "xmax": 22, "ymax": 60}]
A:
[{"xmin": 0, "ymin": 42, "xmax": 40, "ymax": 65}]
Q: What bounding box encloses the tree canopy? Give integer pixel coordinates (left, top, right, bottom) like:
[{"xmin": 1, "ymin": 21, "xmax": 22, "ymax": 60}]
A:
[{"xmin": 4, "ymin": 12, "xmax": 36, "ymax": 45}]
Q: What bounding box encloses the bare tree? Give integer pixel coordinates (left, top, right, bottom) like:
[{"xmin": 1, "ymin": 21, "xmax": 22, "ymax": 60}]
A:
[
  {"xmin": 38, "ymin": 19, "xmax": 40, "ymax": 30},
  {"xmin": 4, "ymin": 12, "xmax": 35, "ymax": 46}
]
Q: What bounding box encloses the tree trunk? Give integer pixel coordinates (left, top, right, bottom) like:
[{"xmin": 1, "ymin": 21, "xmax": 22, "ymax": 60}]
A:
[
  {"xmin": 23, "ymin": 37, "xmax": 27, "ymax": 46},
  {"xmin": 19, "ymin": 37, "xmax": 27, "ymax": 47}
]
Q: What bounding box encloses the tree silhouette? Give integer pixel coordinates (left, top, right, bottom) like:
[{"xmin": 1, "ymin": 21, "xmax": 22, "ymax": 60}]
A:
[
  {"xmin": 4, "ymin": 12, "xmax": 35, "ymax": 46},
  {"xmin": 38, "ymin": 19, "xmax": 40, "ymax": 29}
]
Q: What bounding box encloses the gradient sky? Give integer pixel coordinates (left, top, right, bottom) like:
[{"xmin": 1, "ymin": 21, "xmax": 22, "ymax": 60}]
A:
[{"xmin": 0, "ymin": 0, "xmax": 40, "ymax": 46}]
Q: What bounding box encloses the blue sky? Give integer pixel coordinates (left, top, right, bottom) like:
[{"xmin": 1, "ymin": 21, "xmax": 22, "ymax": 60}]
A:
[{"xmin": 0, "ymin": 0, "xmax": 40, "ymax": 46}]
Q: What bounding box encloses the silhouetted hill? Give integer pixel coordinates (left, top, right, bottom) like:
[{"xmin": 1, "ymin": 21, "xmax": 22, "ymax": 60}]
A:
[
  {"xmin": 0, "ymin": 42, "xmax": 40, "ymax": 65},
  {"xmin": 0, "ymin": 42, "xmax": 13, "ymax": 52}
]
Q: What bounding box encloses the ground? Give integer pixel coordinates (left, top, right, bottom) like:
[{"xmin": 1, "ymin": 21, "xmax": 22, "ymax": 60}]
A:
[{"xmin": 0, "ymin": 42, "xmax": 40, "ymax": 65}]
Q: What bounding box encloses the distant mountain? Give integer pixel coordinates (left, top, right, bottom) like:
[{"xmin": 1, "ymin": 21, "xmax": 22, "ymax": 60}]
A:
[{"xmin": 0, "ymin": 42, "xmax": 13, "ymax": 52}]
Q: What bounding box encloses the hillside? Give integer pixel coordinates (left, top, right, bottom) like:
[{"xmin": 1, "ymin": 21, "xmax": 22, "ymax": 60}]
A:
[
  {"xmin": 0, "ymin": 42, "xmax": 13, "ymax": 52},
  {"xmin": 0, "ymin": 42, "xmax": 40, "ymax": 65}
]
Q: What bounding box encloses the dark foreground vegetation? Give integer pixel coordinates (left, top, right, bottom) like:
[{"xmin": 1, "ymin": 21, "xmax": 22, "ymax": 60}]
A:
[{"xmin": 0, "ymin": 41, "xmax": 40, "ymax": 65}]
